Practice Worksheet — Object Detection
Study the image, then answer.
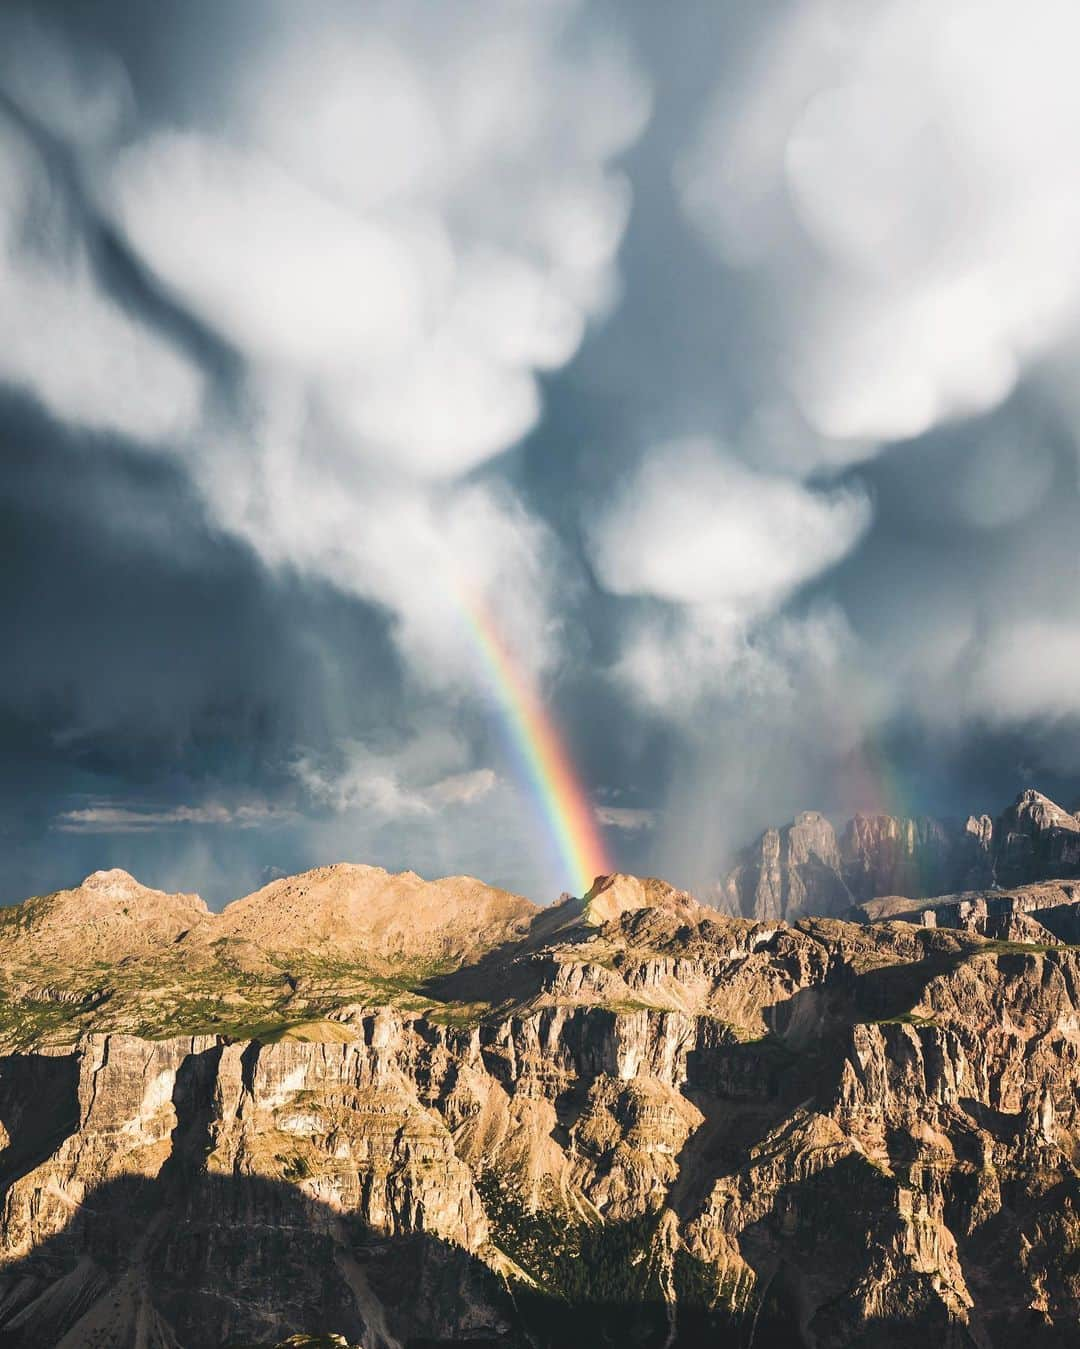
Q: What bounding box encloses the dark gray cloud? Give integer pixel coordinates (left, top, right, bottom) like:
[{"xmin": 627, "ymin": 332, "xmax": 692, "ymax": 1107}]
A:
[{"xmin": 2, "ymin": 0, "xmax": 1079, "ymax": 907}]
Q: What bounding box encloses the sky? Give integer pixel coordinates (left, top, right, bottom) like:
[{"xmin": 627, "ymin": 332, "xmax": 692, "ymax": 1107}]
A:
[{"xmin": 4, "ymin": 0, "xmax": 1080, "ymax": 907}]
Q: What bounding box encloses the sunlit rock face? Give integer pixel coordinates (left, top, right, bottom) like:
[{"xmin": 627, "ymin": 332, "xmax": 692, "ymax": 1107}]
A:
[{"xmin": 1, "ymin": 853, "xmax": 1080, "ymax": 1344}]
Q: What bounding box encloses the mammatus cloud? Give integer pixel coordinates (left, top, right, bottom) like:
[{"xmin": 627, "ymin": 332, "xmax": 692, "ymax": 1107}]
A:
[
  {"xmin": 678, "ymin": 0, "xmax": 1080, "ymax": 453},
  {"xmin": 97, "ymin": 2, "xmax": 648, "ymax": 680},
  {"xmin": 1, "ymin": 3, "xmax": 649, "ymax": 688},
  {"xmin": 204, "ymin": 409, "xmax": 566, "ymax": 684},
  {"xmin": 617, "ymin": 0, "xmax": 1080, "ymax": 837},
  {"xmin": 588, "ymin": 437, "xmax": 871, "ymax": 707},
  {"xmin": 6, "ymin": 0, "xmax": 1080, "ymax": 910},
  {"xmin": 0, "ymin": 117, "xmax": 202, "ymax": 441},
  {"xmin": 0, "ymin": 3, "xmax": 651, "ymax": 901},
  {"xmin": 590, "ymin": 438, "xmax": 869, "ymax": 611}
]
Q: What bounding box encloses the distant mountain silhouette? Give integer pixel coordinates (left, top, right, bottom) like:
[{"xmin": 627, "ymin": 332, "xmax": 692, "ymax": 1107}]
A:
[{"xmin": 718, "ymin": 788, "xmax": 1080, "ymax": 920}]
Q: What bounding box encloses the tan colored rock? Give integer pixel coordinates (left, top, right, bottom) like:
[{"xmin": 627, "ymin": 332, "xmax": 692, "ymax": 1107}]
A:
[
  {"xmin": 206, "ymin": 863, "xmax": 536, "ymax": 971},
  {"xmin": 0, "ymin": 864, "xmax": 1079, "ymax": 1343},
  {"xmin": 0, "ymin": 868, "xmax": 209, "ymax": 964}
]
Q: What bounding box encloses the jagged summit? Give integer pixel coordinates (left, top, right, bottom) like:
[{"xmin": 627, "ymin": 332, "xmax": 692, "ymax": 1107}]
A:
[
  {"xmin": 82, "ymin": 866, "xmax": 145, "ymax": 892},
  {"xmin": 1010, "ymin": 787, "xmax": 1080, "ymax": 832}
]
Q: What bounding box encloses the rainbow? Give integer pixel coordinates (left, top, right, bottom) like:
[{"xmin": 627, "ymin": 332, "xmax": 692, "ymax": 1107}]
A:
[
  {"xmin": 461, "ymin": 594, "xmax": 611, "ymax": 897},
  {"xmin": 828, "ymin": 672, "xmax": 915, "ymax": 821}
]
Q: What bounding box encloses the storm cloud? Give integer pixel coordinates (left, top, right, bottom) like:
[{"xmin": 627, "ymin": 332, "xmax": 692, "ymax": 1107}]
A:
[{"xmin": 3, "ymin": 0, "xmax": 1079, "ymax": 905}]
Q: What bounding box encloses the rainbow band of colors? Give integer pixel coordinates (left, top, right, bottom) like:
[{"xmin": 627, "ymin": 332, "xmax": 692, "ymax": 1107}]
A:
[{"xmin": 463, "ymin": 595, "xmax": 611, "ymax": 897}]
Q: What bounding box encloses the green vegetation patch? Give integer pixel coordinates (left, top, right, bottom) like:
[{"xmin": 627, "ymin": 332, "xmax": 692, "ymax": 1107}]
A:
[
  {"xmin": 0, "ymin": 941, "xmax": 500, "ymax": 1051},
  {"xmin": 979, "ymin": 941, "xmax": 1059, "ymax": 956},
  {"xmin": 478, "ymin": 1171, "xmax": 664, "ymax": 1306},
  {"xmin": 477, "ymin": 1172, "xmax": 766, "ymax": 1346}
]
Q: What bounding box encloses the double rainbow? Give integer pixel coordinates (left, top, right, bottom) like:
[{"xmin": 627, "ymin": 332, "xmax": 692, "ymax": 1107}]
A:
[{"xmin": 462, "ymin": 595, "xmax": 611, "ymax": 898}]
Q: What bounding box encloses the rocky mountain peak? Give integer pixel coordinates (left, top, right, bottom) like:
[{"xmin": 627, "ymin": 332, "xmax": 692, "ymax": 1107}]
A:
[
  {"xmin": 1012, "ymin": 788, "xmax": 1080, "ymax": 832},
  {"xmin": 205, "ymin": 862, "xmax": 537, "ymax": 972},
  {"xmin": 993, "ymin": 788, "xmax": 1080, "ymax": 887},
  {"xmin": 793, "ymin": 809, "xmax": 830, "ymax": 827},
  {"xmin": 0, "ymin": 869, "xmax": 211, "ymax": 963},
  {"xmin": 581, "ymin": 873, "xmax": 699, "ymax": 926},
  {"xmin": 719, "ymin": 811, "xmax": 851, "ymax": 922},
  {"xmin": 964, "ymin": 813, "xmax": 994, "ymax": 845},
  {"xmin": 81, "ymin": 866, "xmax": 141, "ymax": 892},
  {"xmin": 74, "ymin": 866, "xmax": 208, "ymax": 907}
]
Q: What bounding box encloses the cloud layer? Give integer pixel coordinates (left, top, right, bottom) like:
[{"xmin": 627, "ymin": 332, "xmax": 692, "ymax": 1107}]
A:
[
  {"xmin": 678, "ymin": 0, "xmax": 1080, "ymax": 451},
  {"xmin": 2, "ymin": 1, "xmax": 1080, "ymax": 906},
  {"xmin": 2, "ymin": 2, "xmax": 649, "ymax": 688}
]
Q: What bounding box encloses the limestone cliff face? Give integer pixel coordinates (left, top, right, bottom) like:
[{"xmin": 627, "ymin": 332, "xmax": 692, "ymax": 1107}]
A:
[
  {"xmin": 720, "ymin": 788, "xmax": 1080, "ymax": 919},
  {"xmin": 720, "ymin": 811, "xmax": 853, "ymax": 921},
  {"xmin": 841, "ymin": 812, "xmax": 965, "ymax": 900},
  {"xmin": 2, "ymin": 867, "xmax": 1080, "ymax": 1346}
]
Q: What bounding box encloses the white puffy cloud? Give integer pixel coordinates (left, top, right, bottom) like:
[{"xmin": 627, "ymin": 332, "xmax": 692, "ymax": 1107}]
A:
[
  {"xmin": 202, "ymin": 381, "xmax": 562, "ymax": 680},
  {"xmin": 293, "ymin": 730, "xmax": 496, "ymax": 819},
  {"xmin": 0, "ymin": 2, "xmax": 648, "ymax": 693},
  {"xmin": 0, "ymin": 119, "xmax": 203, "ymax": 440},
  {"xmin": 611, "ymin": 594, "xmax": 863, "ymax": 718},
  {"xmin": 590, "ymin": 438, "xmax": 870, "ymax": 615},
  {"xmin": 101, "ymin": 4, "xmax": 647, "ymax": 487},
  {"xmin": 108, "ymin": 135, "xmax": 439, "ymax": 376},
  {"xmin": 965, "ymin": 622, "xmax": 1080, "ymax": 725},
  {"xmin": 587, "ymin": 438, "xmax": 870, "ymax": 715},
  {"xmin": 0, "ymin": 1, "xmax": 658, "ymax": 752},
  {"xmin": 678, "ymin": 0, "xmax": 1080, "ymax": 451}
]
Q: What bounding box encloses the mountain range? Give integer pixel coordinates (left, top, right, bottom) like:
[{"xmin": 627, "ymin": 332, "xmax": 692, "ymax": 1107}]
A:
[
  {"xmin": 0, "ymin": 789, "xmax": 1079, "ymax": 1345},
  {"xmin": 718, "ymin": 787, "xmax": 1080, "ymax": 921}
]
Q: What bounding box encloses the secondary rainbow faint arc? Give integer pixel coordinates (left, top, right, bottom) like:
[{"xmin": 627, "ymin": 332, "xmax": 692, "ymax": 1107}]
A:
[{"xmin": 461, "ymin": 593, "xmax": 612, "ymax": 897}]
